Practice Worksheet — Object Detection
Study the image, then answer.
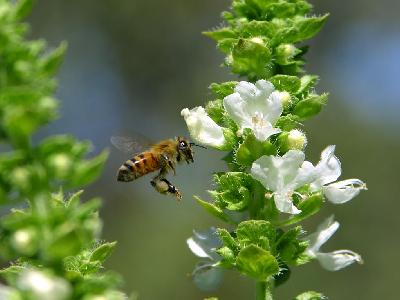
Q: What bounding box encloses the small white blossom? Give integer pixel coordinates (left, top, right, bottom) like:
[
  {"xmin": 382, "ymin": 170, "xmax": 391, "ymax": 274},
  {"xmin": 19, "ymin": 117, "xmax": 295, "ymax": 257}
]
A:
[
  {"xmin": 181, "ymin": 107, "xmax": 227, "ymax": 148},
  {"xmin": 18, "ymin": 269, "xmax": 71, "ymax": 300},
  {"xmin": 306, "ymin": 216, "xmax": 363, "ymax": 271},
  {"xmin": 187, "ymin": 228, "xmax": 223, "ymax": 291},
  {"xmin": 223, "ymin": 80, "xmax": 283, "ymax": 141},
  {"xmin": 251, "ymin": 150, "xmax": 317, "ymax": 214},
  {"xmin": 311, "ymin": 145, "xmax": 367, "ymax": 204}
]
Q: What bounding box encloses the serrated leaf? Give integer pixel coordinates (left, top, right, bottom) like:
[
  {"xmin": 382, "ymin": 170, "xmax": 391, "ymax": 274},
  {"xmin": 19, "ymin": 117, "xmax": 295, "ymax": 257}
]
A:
[
  {"xmin": 195, "ymin": 196, "xmax": 230, "ymax": 222},
  {"xmin": 239, "ymin": 20, "xmax": 277, "ymax": 38},
  {"xmin": 216, "ymin": 229, "xmax": 238, "ymax": 251},
  {"xmin": 297, "ymin": 75, "xmax": 319, "ymax": 98},
  {"xmin": 269, "ymin": 75, "xmax": 301, "ymax": 93},
  {"xmin": 293, "ymin": 93, "xmax": 328, "ymax": 120},
  {"xmin": 275, "ymin": 114, "xmax": 301, "ymax": 131},
  {"xmin": 236, "ymin": 245, "xmax": 279, "ymax": 281},
  {"xmin": 236, "ymin": 134, "xmax": 276, "ymax": 166},
  {"xmin": 288, "ymin": 14, "xmax": 329, "ymax": 43},
  {"xmin": 205, "ymin": 99, "xmax": 225, "ymax": 125},
  {"xmin": 90, "ymin": 241, "xmax": 117, "ymax": 263},
  {"xmin": 236, "ymin": 220, "xmax": 276, "ymax": 251}
]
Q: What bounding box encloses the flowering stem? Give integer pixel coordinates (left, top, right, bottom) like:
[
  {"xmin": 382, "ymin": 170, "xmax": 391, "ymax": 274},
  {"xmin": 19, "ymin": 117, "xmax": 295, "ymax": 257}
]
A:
[{"xmin": 256, "ymin": 280, "xmax": 273, "ymax": 300}]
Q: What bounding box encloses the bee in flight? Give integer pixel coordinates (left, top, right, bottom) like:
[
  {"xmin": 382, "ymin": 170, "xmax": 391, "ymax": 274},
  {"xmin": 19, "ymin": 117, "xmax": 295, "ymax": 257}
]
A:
[{"xmin": 111, "ymin": 135, "xmax": 205, "ymax": 200}]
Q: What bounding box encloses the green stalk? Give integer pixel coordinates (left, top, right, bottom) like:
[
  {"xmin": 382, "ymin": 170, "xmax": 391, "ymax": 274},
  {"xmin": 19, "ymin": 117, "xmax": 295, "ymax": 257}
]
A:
[{"xmin": 256, "ymin": 280, "xmax": 273, "ymax": 300}]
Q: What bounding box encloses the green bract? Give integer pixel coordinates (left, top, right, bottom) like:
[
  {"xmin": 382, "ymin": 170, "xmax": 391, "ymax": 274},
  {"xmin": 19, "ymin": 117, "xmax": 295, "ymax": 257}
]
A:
[
  {"xmin": 0, "ymin": 1, "xmax": 125, "ymax": 298},
  {"xmin": 184, "ymin": 0, "xmax": 365, "ymax": 299}
]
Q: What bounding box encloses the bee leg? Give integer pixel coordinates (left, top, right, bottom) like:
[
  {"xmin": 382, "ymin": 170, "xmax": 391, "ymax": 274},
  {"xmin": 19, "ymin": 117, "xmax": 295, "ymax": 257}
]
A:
[
  {"xmin": 150, "ymin": 177, "xmax": 182, "ymax": 200},
  {"xmin": 161, "ymin": 154, "xmax": 176, "ymax": 175}
]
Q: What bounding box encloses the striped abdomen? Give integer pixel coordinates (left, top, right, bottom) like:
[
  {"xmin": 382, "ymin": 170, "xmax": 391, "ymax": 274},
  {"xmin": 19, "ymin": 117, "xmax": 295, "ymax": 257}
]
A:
[{"xmin": 117, "ymin": 152, "xmax": 160, "ymax": 182}]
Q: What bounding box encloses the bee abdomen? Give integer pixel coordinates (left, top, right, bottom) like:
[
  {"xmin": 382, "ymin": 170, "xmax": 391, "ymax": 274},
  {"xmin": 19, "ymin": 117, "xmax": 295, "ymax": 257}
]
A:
[{"xmin": 117, "ymin": 152, "xmax": 159, "ymax": 182}]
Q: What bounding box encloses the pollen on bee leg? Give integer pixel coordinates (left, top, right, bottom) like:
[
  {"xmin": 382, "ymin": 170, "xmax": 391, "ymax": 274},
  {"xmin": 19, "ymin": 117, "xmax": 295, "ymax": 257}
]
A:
[{"xmin": 151, "ymin": 178, "xmax": 182, "ymax": 200}]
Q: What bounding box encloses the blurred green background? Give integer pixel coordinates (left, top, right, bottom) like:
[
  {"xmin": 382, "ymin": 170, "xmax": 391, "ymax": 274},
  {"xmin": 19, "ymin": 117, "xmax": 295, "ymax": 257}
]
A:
[{"xmin": 28, "ymin": 0, "xmax": 399, "ymax": 299}]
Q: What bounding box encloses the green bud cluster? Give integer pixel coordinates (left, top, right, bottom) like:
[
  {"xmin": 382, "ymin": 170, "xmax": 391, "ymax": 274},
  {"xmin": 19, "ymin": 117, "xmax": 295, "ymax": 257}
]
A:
[
  {"xmin": 0, "ymin": 1, "xmax": 125, "ymax": 298},
  {"xmin": 191, "ymin": 1, "xmax": 333, "ymax": 299}
]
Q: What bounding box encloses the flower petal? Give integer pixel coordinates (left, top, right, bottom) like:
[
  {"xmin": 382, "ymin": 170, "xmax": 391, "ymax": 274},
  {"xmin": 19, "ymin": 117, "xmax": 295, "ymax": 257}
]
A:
[
  {"xmin": 290, "ymin": 161, "xmax": 317, "ymax": 191},
  {"xmin": 323, "ymin": 179, "xmax": 367, "ymax": 204},
  {"xmin": 192, "ymin": 262, "xmax": 223, "ymax": 291},
  {"xmin": 306, "ymin": 216, "xmax": 339, "ymax": 254},
  {"xmin": 181, "ymin": 107, "xmax": 226, "ymax": 148},
  {"xmin": 252, "ymin": 122, "xmax": 281, "ymax": 142},
  {"xmin": 274, "ymin": 192, "xmax": 301, "ymax": 214},
  {"xmin": 316, "ymin": 250, "xmax": 363, "ymax": 271},
  {"xmin": 311, "ymin": 145, "xmax": 341, "ymax": 190},
  {"xmin": 187, "ymin": 228, "xmax": 221, "ymax": 260},
  {"xmin": 223, "ymin": 92, "xmax": 249, "ymax": 129}
]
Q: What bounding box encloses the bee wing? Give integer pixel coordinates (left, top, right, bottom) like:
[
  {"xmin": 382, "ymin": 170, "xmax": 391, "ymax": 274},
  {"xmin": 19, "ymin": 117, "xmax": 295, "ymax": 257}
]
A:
[{"xmin": 110, "ymin": 134, "xmax": 153, "ymax": 154}]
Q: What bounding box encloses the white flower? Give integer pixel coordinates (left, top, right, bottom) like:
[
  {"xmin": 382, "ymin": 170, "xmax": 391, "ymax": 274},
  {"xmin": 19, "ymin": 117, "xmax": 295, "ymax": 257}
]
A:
[
  {"xmin": 181, "ymin": 107, "xmax": 226, "ymax": 148},
  {"xmin": 223, "ymin": 80, "xmax": 283, "ymax": 141},
  {"xmin": 187, "ymin": 228, "xmax": 223, "ymax": 291},
  {"xmin": 251, "ymin": 150, "xmax": 317, "ymax": 214},
  {"xmin": 306, "ymin": 216, "xmax": 363, "ymax": 271},
  {"xmin": 18, "ymin": 270, "xmax": 71, "ymax": 300},
  {"xmin": 311, "ymin": 145, "xmax": 367, "ymax": 204}
]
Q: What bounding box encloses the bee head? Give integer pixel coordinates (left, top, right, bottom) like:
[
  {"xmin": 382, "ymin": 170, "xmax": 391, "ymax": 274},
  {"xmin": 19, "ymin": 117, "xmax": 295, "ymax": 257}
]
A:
[{"xmin": 177, "ymin": 137, "xmax": 204, "ymax": 164}]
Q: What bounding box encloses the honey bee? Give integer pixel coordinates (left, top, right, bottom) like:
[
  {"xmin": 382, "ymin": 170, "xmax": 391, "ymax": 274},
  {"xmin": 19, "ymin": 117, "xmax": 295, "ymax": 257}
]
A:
[{"xmin": 111, "ymin": 135, "xmax": 205, "ymax": 200}]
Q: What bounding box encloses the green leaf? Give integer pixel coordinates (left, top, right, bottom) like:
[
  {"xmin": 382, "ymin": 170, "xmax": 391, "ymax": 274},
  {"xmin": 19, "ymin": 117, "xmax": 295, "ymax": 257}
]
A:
[
  {"xmin": 293, "ymin": 93, "xmax": 328, "ymax": 120},
  {"xmin": 275, "ymin": 114, "xmax": 301, "ymax": 131},
  {"xmin": 294, "ymin": 291, "xmax": 326, "ymax": 300},
  {"xmin": 275, "ymin": 226, "xmax": 310, "ymax": 266},
  {"xmin": 194, "ymin": 196, "xmax": 230, "ymax": 222},
  {"xmin": 236, "ymin": 220, "xmax": 276, "ymax": 251},
  {"xmin": 236, "ymin": 134, "xmax": 276, "ymax": 166},
  {"xmin": 39, "ymin": 41, "xmax": 67, "ymax": 77},
  {"xmin": 203, "ymin": 28, "xmax": 236, "ymax": 41},
  {"xmin": 90, "ymin": 241, "xmax": 117, "ymax": 263},
  {"xmin": 70, "ymin": 150, "xmax": 108, "ymax": 187},
  {"xmin": 236, "ymin": 245, "xmax": 279, "ymax": 281},
  {"xmin": 216, "ymin": 228, "xmax": 238, "ymax": 251},
  {"xmin": 269, "ymin": 75, "xmax": 301, "ymax": 93},
  {"xmin": 289, "ymin": 14, "xmax": 329, "ymax": 43},
  {"xmin": 279, "ymin": 193, "xmax": 324, "ymax": 227},
  {"xmin": 238, "ymin": 20, "xmax": 278, "ymax": 38},
  {"xmin": 209, "ymin": 81, "xmax": 237, "ymax": 98},
  {"xmin": 205, "ymin": 99, "xmax": 225, "ymax": 125},
  {"xmin": 14, "ymin": 0, "xmax": 34, "ymax": 19},
  {"xmin": 297, "ymin": 75, "xmax": 319, "ymax": 98},
  {"xmin": 230, "ymin": 38, "xmax": 272, "ymax": 79}
]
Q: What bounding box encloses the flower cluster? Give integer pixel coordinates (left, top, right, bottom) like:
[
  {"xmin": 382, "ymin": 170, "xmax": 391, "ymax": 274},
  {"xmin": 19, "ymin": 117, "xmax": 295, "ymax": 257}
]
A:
[{"xmin": 181, "ymin": 0, "xmax": 366, "ymax": 298}]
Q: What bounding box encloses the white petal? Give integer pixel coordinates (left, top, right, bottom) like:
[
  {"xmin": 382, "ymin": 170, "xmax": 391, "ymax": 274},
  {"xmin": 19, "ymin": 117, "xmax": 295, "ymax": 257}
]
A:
[
  {"xmin": 187, "ymin": 228, "xmax": 221, "ymax": 260},
  {"xmin": 223, "ymin": 92, "xmax": 249, "ymax": 128},
  {"xmin": 252, "ymin": 122, "xmax": 281, "ymax": 141},
  {"xmin": 263, "ymin": 91, "xmax": 284, "ymax": 125},
  {"xmin": 311, "ymin": 145, "xmax": 341, "ymax": 190},
  {"xmin": 235, "ymin": 81, "xmax": 258, "ymax": 101},
  {"xmin": 274, "ymin": 192, "xmax": 301, "ymax": 214},
  {"xmin": 187, "ymin": 237, "xmax": 210, "ymax": 258},
  {"xmin": 255, "ymin": 80, "xmax": 274, "ymax": 98},
  {"xmin": 251, "ymin": 151, "xmax": 306, "ymax": 195},
  {"xmin": 323, "ymin": 179, "xmax": 367, "ymax": 204},
  {"xmin": 316, "ymin": 250, "xmax": 363, "ymax": 271},
  {"xmin": 290, "ymin": 161, "xmax": 317, "ymax": 191},
  {"xmin": 192, "ymin": 262, "xmax": 223, "ymax": 291},
  {"xmin": 306, "ymin": 216, "xmax": 339, "ymax": 254},
  {"xmin": 181, "ymin": 107, "xmax": 226, "ymax": 148}
]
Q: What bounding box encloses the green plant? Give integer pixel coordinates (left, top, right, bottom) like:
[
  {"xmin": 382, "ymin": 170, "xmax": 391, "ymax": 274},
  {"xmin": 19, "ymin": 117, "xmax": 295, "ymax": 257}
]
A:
[
  {"xmin": 0, "ymin": 1, "xmax": 125, "ymax": 299},
  {"xmin": 182, "ymin": 0, "xmax": 366, "ymax": 299}
]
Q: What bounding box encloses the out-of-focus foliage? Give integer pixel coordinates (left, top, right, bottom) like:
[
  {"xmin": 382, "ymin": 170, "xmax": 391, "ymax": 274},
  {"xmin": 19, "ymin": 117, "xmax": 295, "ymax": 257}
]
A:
[{"xmin": 0, "ymin": 0, "xmax": 125, "ymax": 298}]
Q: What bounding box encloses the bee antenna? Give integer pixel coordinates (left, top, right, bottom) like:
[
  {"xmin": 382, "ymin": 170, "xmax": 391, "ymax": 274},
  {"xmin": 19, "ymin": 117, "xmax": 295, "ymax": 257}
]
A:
[{"xmin": 190, "ymin": 142, "xmax": 207, "ymax": 149}]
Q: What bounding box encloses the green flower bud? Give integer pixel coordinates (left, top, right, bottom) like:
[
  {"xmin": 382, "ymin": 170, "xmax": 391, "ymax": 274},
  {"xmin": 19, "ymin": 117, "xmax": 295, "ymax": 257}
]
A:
[
  {"xmin": 278, "ymin": 129, "xmax": 307, "ymax": 153},
  {"xmin": 10, "ymin": 167, "xmax": 31, "ymax": 191},
  {"xmin": 279, "ymin": 91, "xmax": 292, "ymax": 109}
]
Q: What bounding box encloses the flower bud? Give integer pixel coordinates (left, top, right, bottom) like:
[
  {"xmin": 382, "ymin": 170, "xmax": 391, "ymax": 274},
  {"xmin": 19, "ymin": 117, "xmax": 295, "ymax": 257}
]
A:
[
  {"xmin": 10, "ymin": 167, "xmax": 31, "ymax": 191},
  {"xmin": 18, "ymin": 270, "xmax": 71, "ymax": 300},
  {"xmin": 48, "ymin": 153, "xmax": 72, "ymax": 178},
  {"xmin": 249, "ymin": 37, "xmax": 264, "ymax": 45},
  {"xmin": 275, "ymin": 44, "xmax": 299, "ymax": 64},
  {"xmin": 279, "ymin": 91, "xmax": 292, "ymax": 109},
  {"xmin": 11, "ymin": 228, "xmax": 38, "ymax": 256},
  {"xmin": 278, "ymin": 129, "xmax": 307, "ymax": 153}
]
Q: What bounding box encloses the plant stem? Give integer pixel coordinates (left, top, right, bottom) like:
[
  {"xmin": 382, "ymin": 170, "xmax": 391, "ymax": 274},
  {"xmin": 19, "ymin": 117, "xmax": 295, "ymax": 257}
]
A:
[{"xmin": 256, "ymin": 280, "xmax": 273, "ymax": 300}]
